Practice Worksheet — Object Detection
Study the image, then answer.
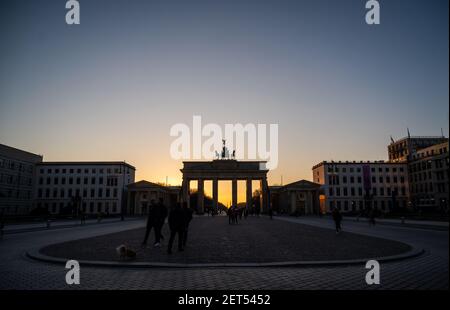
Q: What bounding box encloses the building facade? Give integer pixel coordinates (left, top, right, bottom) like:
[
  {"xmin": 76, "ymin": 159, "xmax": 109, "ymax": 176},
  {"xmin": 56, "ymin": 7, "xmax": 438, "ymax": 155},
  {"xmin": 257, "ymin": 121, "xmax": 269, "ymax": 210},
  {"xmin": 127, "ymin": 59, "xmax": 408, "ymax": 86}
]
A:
[
  {"xmin": 388, "ymin": 136, "xmax": 447, "ymax": 162},
  {"xmin": 127, "ymin": 180, "xmax": 180, "ymax": 215},
  {"xmin": 408, "ymin": 142, "xmax": 449, "ymax": 212},
  {"xmin": 0, "ymin": 144, "xmax": 43, "ymax": 215},
  {"xmin": 269, "ymin": 180, "xmax": 321, "ymax": 216},
  {"xmin": 312, "ymin": 161, "xmax": 409, "ymax": 214},
  {"xmin": 34, "ymin": 162, "xmax": 135, "ymax": 215}
]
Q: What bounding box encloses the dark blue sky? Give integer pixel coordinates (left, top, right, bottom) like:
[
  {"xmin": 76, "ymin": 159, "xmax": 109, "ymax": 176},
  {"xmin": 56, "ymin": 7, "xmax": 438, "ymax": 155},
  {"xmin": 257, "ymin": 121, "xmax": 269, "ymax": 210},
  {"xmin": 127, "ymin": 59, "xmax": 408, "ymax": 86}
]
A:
[{"xmin": 0, "ymin": 0, "xmax": 448, "ymax": 183}]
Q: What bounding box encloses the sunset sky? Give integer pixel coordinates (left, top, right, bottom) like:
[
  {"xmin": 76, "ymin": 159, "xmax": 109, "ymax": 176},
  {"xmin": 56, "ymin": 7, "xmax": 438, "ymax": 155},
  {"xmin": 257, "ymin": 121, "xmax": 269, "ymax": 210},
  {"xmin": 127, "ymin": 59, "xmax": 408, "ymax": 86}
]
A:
[{"xmin": 0, "ymin": 0, "xmax": 448, "ymax": 204}]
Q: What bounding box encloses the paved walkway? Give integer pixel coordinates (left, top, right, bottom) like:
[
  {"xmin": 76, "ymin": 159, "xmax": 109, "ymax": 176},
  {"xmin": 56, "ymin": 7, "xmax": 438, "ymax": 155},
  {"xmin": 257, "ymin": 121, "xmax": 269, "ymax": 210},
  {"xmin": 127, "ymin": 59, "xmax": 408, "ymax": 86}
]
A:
[
  {"xmin": 0, "ymin": 216, "xmax": 448, "ymax": 290},
  {"xmin": 38, "ymin": 216, "xmax": 411, "ymax": 264},
  {"xmin": 2, "ymin": 217, "xmax": 140, "ymax": 234}
]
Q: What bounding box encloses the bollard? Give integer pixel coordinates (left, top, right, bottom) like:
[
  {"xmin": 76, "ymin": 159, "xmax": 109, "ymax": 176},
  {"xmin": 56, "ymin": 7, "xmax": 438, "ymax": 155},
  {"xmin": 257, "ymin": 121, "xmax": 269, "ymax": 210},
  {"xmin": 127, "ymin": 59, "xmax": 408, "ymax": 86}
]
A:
[
  {"xmin": 401, "ymin": 217, "xmax": 405, "ymax": 225},
  {"xmin": 46, "ymin": 219, "xmax": 51, "ymax": 229}
]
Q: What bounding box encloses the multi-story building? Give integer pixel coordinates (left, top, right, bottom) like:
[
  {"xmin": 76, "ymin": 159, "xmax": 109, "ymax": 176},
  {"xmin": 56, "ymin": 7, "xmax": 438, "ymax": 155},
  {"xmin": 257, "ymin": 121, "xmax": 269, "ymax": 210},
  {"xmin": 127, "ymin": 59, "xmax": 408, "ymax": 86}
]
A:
[
  {"xmin": 34, "ymin": 162, "xmax": 135, "ymax": 215},
  {"xmin": 312, "ymin": 161, "xmax": 409, "ymax": 214},
  {"xmin": 388, "ymin": 136, "xmax": 447, "ymax": 162},
  {"xmin": 0, "ymin": 144, "xmax": 43, "ymax": 215},
  {"xmin": 408, "ymin": 141, "xmax": 449, "ymax": 212}
]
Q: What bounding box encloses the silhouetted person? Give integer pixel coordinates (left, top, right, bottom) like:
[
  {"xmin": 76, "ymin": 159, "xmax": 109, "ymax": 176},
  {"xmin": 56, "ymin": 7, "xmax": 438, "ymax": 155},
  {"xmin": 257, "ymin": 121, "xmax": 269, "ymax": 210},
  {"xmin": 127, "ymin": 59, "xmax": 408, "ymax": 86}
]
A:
[
  {"xmin": 0, "ymin": 209, "xmax": 4, "ymax": 239},
  {"xmin": 332, "ymin": 207, "xmax": 343, "ymax": 234},
  {"xmin": 369, "ymin": 208, "xmax": 377, "ymax": 226},
  {"xmin": 167, "ymin": 203, "xmax": 186, "ymax": 254},
  {"xmin": 182, "ymin": 202, "xmax": 194, "ymax": 247},
  {"xmin": 80, "ymin": 209, "xmax": 86, "ymax": 225},
  {"xmin": 142, "ymin": 200, "xmax": 160, "ymax": 247},
  {"xmin": 153, "ymin": 198, "xmax": 168, "ymax": 246}
]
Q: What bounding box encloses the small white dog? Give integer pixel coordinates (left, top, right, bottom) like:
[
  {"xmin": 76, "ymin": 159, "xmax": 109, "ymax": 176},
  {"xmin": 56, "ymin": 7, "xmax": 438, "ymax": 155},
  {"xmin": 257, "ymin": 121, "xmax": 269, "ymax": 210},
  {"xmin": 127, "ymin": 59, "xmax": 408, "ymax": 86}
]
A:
[{"xmin": 116, "ymin": 244, "xmax": 137, "ymax": 261}]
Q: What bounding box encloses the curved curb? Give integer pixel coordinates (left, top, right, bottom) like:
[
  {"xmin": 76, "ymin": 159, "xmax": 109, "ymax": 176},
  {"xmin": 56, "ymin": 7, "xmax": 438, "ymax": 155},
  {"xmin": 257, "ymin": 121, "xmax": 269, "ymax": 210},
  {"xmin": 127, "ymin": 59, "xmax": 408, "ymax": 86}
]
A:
[{"xmin": 26, "ymin": 246, "xmax": 424, "ymax": 269}]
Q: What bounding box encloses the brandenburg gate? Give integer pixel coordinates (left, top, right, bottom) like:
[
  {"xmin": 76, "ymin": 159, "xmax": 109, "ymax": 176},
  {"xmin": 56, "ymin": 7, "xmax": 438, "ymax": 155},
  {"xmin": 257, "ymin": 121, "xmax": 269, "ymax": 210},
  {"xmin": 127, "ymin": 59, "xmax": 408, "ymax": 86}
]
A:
[{"xmin": 180, "ymin": 159, "xmax": 269, "ymax": 214}]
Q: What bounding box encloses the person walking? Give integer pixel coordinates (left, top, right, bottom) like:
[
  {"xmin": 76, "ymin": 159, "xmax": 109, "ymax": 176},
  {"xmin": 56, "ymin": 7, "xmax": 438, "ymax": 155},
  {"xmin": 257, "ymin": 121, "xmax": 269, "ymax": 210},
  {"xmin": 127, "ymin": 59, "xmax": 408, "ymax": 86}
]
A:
[
  {"xmin": 332, "ymin": 207, "xmax": 343, "ymax": 234},
  {"xmin": 80, "ymin": 209, "xmax": 86, "ymax": 225},
  {"xmin": 369, "ymin": 207, "xmax": 377, "ymax": 226},
  {"xmin": 142, "ymin": 200, "xmax": 158, "ymax": 247},
  {"xmin": 182, "ymin": 202, "xmax": 194, "ymax": 247},
  {"xmin": 167, "ymin": 203, "xmax": 186, "ymax": 254},
  {"xmin": 153, "ymin": 198, "xmax": 168, "ymax": 247}
]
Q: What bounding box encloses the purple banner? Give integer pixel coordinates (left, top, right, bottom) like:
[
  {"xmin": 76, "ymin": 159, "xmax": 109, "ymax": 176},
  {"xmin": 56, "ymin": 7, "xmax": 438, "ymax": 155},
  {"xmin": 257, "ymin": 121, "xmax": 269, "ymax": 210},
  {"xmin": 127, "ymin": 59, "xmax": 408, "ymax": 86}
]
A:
[{"xmin": 362, "ymin": 165, "xmax": 372, "ymax": 191}]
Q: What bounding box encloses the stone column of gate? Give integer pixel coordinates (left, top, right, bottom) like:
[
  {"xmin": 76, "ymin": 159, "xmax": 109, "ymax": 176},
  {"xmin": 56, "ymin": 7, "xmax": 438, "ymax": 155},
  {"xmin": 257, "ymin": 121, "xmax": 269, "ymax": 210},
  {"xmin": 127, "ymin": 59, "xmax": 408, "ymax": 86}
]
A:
[
  {"xmin": 232, "ymin": 178, "xmax": 238, "ymax": 208},
  {"xmin": 182, "ymin": 178, "xmax": 190, "ymax": 209},
  {"xmin": 212, "ymin": 178, "xmax": 218, "ymax": 213},
  {"xmin": 246, "ymin": 178, "xmax": 252, "ymax": 211},
  {"xmin": 197, "ymin": 178, "xmax": 205, "ymax": 214},
  {"xmin": 261, "ymin": 177, "xmax": 269, "ymax": 213}
]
